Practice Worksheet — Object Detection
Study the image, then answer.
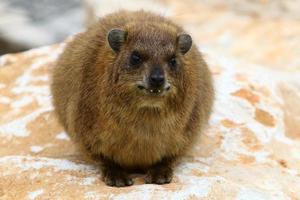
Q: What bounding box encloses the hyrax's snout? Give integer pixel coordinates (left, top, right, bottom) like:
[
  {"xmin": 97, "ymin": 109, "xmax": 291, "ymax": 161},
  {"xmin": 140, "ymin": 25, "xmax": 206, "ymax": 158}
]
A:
[
  {"xmin": 146, "ymin": 67, "xmax": 171, "ymax": 94},
  {"xmin": 149, "ymin": 68, "xmax": 165, "ymax": 89}
]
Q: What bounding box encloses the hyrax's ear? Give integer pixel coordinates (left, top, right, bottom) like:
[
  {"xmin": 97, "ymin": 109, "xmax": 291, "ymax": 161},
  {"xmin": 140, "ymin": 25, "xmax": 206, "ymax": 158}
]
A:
[
  {"xmin": 107, "ymin": 29, "xmax": 127, "ymax": 52},
  {"xmin": 177, "ymin": 33, "xmax": 192, "ymax": 54}
]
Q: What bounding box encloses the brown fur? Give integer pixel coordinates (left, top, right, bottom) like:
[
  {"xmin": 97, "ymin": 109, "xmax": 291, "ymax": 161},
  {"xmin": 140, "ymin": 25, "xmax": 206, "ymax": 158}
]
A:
[{"xmin": 51, "ymin": 10, "xmax": 214, "ymax": 187}]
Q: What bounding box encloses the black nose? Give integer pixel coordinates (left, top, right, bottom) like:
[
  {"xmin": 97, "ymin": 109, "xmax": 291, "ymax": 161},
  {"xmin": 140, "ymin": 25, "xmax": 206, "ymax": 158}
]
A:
[{"xmin": 149, "ymin": 68, "xmax": 165, "ymax": 88}]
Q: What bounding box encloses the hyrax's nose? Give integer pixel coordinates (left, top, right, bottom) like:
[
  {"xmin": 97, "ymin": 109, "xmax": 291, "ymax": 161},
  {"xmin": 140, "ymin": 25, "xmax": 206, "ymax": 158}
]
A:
[{"xmin": 149, "ymin": 68, "xmax": 165, "ymax": 88}]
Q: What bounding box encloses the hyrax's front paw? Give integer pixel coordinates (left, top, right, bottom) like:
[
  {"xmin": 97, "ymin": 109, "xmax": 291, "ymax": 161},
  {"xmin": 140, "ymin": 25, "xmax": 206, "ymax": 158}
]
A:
[
  {"xmin": 145, "ymin": 166, "xmax": 173, "ymax": 184},
  {"xmin": 103, "ymin": 168, "xmax": 133, "ymax": 187}
]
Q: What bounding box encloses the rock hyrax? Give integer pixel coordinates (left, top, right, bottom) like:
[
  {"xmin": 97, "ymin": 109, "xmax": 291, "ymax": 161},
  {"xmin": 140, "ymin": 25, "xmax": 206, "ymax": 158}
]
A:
[{"xmin": 51, "ymin": 10, "xmax": 214, "ymax": 187}]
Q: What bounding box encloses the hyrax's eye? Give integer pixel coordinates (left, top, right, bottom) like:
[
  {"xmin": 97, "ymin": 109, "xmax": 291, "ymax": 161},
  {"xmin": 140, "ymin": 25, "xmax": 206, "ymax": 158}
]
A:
[
  {"xmin": 130, "ymin": 52, "xmax": 142, "ymax": 66},
  {"xmin": 168, "ymin": 56, "xmax": 177, "ymax": 69}
]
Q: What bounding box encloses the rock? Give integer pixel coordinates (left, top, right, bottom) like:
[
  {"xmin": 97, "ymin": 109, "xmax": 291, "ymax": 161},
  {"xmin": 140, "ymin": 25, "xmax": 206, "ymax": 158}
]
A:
[
  {"xmin": 0, "ymin": 0, "xmax": 84, "ymax": 55},
  {"xmin": 1, "ymin": 1, "xmax": 300, "ymax": 199}
]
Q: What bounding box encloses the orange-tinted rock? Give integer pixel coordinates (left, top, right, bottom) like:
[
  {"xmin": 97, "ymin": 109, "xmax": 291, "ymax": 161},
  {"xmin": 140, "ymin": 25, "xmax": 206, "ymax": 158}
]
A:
[
  {"xmin": 231, "ymin": 88, "xmax": 260, "ymax": 105},
  {"xmin": 240, "ymin": 127, "xmax": 263, "ymax": 151},
  {"xmin": 279, "ymin": 84, "xmax": 300, "ymax": 139},
  {"xmin": 237, "ymin": 154, "xmax": 256, "ymax": 164},
  {"xmin": 255, "ymin": 108, "xmax": 275, "ymax": 127},
  {"xmin": 221, "ymin": 119, "xmax": 240, "ymax": 128}
]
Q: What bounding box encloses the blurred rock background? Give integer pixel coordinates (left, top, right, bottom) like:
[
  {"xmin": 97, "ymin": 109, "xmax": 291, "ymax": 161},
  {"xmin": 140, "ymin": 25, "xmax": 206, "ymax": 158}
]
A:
[
  {"xmin": 1, "ymin": 0, "xmax": 300, "ymax": 55},
  {"xmin": 0, "ymin": 0, "xmax": 83, "ymax": 55}
]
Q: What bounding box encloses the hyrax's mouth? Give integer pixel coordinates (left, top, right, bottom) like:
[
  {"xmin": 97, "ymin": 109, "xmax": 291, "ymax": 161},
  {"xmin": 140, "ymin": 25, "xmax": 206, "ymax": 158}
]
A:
[{"xmin": 137, "ymin": 84, "xmax": 171, "ymax": 95}]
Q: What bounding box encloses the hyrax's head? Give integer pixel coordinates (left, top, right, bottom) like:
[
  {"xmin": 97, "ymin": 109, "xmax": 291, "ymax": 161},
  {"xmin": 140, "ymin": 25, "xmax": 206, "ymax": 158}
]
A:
[{"xmin": 106, "ymin": 23, "xmax": 193, "ymax": 108}]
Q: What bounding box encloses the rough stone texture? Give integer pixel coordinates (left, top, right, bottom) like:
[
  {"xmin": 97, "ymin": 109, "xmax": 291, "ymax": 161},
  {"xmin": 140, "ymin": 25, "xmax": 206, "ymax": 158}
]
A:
[{"xmin": 1, "ymin": 0, "xmax": 300, "ymax": 199}]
